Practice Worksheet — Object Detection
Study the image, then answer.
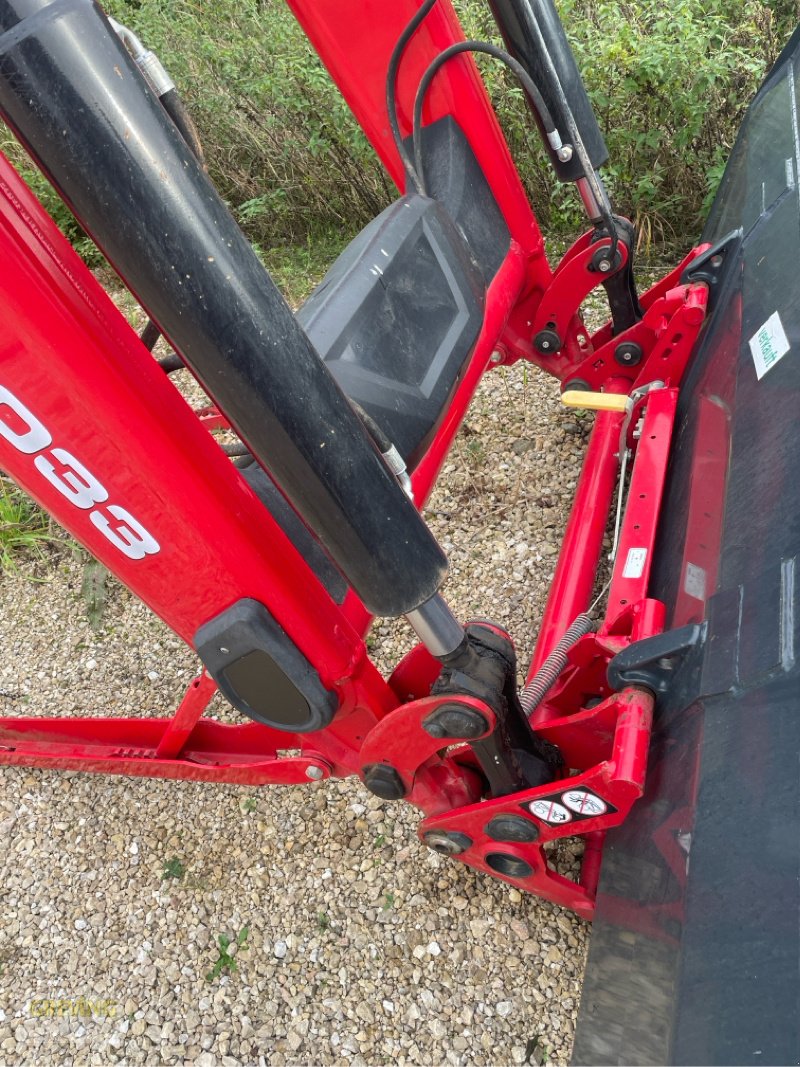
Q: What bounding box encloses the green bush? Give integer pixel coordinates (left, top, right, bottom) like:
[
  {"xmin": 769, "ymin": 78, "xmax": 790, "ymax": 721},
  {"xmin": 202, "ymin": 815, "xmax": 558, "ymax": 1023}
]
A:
[
  {"xmin": 3, "ymin": 0, "xmax": 799, "ymax": 252},
  {"xmin": 103, "ymin": 0, "xmax": 392, "ymax": 245}
]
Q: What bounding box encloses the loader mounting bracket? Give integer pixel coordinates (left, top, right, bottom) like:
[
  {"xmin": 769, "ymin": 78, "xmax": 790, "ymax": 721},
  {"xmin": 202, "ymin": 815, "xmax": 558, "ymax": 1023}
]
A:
[{"xmin": 607, "ymin": 623, "xmax": 706, "ymax": 695}]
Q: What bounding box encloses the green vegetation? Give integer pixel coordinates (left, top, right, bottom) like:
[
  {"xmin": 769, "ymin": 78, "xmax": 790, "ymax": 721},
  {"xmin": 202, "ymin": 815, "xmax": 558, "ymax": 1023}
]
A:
[
  {"xmin": 3, "ymin": 1, "xmax": 795, "ymax": 255},
  {"xmin": 81, "ymin": 559, "xmax": 108, "ymax": 630},
  {"xmin": 205, "ymin": 925, "xmax": 250, "ymax": 983},
  {"xmin": 92, "ymin": 0, "xmax": 800, "ymax": 248},
  {"xmin": 162, "ymin": 857, "xmax": 187, "ymax": 881},
  {"xmin": 1, "ymin": 1, "xmax": 796, "ymax": 562},
  {"xmin": 0, "ymin": 479, "xmax": 56, "ymax": 572}
]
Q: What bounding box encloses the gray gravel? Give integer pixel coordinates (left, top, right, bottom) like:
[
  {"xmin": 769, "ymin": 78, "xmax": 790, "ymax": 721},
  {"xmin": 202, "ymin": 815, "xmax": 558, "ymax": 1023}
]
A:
[{"xmin": 0, "ymin": 347, "xmax": 594, "ymax": 1065}]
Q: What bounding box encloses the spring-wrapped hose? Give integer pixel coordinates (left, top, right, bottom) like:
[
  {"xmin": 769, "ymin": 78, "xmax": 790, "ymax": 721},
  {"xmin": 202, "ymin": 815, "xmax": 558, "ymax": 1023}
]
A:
[{"xmin": 519, "ymin": 613, "xmax": 596, "ymax": 717}]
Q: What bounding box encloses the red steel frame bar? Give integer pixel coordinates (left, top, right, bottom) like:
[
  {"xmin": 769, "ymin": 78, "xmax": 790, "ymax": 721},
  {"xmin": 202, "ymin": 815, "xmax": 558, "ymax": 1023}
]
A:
[{"xmin": 527, "ymin": 378, "xmax": 629, "ymax": 677}]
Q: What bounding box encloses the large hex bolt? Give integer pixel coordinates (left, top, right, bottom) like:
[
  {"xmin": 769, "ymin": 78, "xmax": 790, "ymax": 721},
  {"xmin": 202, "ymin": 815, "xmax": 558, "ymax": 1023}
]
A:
[
  {"xmin": 534, "ymin": 328, "xmax": 562, "ymax": 354},
  {"xmin": 362, "ymin": 763, "xmax": 406, "ymax": 800},
  {"xmin": 614, "ymin": 341, "xmax": 643, "ymax": 367},
  {"xmin": 485, "ymin": 815, "xmax": 540, "ymax": 843},
  {"xmin": 590, "ymin": 246, "xmax": 622, "ymax": 274},
  {"xmin": 422, "ymin": 703, "xmax": 488, "ymax": 740},
  {"xmin": 423, "ymin": 830, "xmax": 472, "ymax": 855}
]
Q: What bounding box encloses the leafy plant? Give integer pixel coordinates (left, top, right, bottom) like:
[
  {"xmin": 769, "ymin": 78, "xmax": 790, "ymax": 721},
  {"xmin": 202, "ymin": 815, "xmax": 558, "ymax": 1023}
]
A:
[
  {"xmin": 0, "ymin": 479, "xmax": 56, "ymax": 572},
  {"xmin": 162, "ymin": 857, "xmax": 187, "ymax": 881},
  {"xmin": 5, "ymin": 0, "xmax": 797, "ymax": 262},
  {"xmin": 81, "ymin": 559, "xmax": 108, "ymax": 631},
  {"xmin": 205, "ymin": 925, "xmax": 249, "ymax": 983}
]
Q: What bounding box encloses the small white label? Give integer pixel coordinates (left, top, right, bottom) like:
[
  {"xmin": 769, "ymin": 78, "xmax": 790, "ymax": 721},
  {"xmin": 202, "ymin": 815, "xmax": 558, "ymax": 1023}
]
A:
[
  {"xmin": 749, "ymin": 311, "xmax": 790, "ymax": 380},
  {"xmin": 622, "ymin": 547, "xmax": 648, "ymax": 579},
  {"xmin": 529, "ymin": 799, "xmax": 572, "ymax": 824},
  {"xmin": 562, "ymin": 790, "xmax": 608, "ymax": 817},
  {"xmin": 684, "ymin": 561, "xmax": 707, "ymax": 601}
]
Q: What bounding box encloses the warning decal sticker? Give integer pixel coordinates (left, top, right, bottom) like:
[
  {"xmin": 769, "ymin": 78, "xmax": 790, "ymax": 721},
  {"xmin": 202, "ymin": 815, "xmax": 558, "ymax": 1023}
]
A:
[
  {"xmin": 529, "ymin": 799, "xmax": 572, "ymax": 824},
  {"xmin": 562, "ymin": 790, "xmax": 608, "ymax": 817},
  {"xmin": 526, "ymin": 789, "xmax": 617, "ymax": 825},
  {"xmin": 622, "ymin": 547, "xmax": 647, "ymax": 580},
  {"xmin": 749, "ymin": 311, "xmax": 791, "ymax": 380}
]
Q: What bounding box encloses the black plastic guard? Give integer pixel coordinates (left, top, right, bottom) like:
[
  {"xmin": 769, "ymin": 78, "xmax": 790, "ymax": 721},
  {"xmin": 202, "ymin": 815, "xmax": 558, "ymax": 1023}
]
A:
[
  {"xmin": 298, "ymin": 196, "xmax": 484, "ymax": 466},
  {"xmin": 195, "ymin": 599, "xmax": 338, "ymax": 733},
  {"xmin": 298, "ymin": 117, "xmax": 509, "ymax": 467},
  {"xmin": 574, "ymin": 25, "xmax": 800, "ymax": 1067}
]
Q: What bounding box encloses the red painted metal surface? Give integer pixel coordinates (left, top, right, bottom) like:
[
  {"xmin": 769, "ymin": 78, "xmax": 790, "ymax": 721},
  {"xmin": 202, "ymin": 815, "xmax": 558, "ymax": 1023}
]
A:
[
  {"xmin": 0, "ymin": 716, "xmax": 333, "ymax": 785},
  {"xmin": 0, "ymin": 152, "xmax": 395, "ymax": 780},
  {"xmin": 0, "ymin": 0, "xmax": 715, "ymax": 916},
  {"xmin": 418, "ymin": 687, "xmax": 656, "ymax": 920},
  {"xmin": 528, "ymin": 378, "xmax": 629, "ymax": 677},
  {"xmin": 155, "ymin": 672, "xmax": 217, "ymax": 760},
  {"xmin": 285, "ymin": 0, "xmax": 544, "ymax": 252},
  {"xmin": 564, "ymin": 281, "xmax": 708, "ymax": 393},
  {"xmin": 411, "ymin": 242, "xmax": 528, "ymax": 503}
]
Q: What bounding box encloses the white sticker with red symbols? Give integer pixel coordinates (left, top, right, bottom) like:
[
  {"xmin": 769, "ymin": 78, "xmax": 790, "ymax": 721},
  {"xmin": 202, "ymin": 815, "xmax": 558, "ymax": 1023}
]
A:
[
  {"xmin": 529, "ymin": 799, "xmax": 572, "ymax": 824},
  {"xmin": 562, "ymin": 790, "xmax": 608, "ymax": 817},
  {"xmin": 528, "ymin": 788, "xmax": 614, "ymax": 825}
]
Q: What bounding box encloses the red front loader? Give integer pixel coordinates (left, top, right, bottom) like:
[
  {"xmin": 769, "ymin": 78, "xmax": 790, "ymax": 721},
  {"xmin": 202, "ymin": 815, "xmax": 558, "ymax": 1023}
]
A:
[{"xmin": 0, "ymin": 1, "xmax": 796, "ymax": 1061}]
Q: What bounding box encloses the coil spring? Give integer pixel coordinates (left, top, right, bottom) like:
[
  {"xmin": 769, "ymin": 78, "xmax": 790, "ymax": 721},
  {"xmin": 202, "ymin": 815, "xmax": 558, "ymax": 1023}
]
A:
[{"xmin": 519, "ymin": 613, "xmax": 596, "ymax": 717}]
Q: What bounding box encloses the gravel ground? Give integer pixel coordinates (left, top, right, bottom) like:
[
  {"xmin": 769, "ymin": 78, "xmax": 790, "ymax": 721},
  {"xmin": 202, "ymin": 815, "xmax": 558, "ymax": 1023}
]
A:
[{"xmin": 0, "ymin": 324, "xmax": 596, "ymax": 1065}]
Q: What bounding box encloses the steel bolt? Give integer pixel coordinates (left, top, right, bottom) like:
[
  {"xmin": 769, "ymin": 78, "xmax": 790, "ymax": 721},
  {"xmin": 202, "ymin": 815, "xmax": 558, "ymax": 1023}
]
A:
[
  {"xmin": 423, "ymin": 704, "xmax": 488, "ymax": 740},
  {"xmin": 362, "ymin": 763, "xmax": 407, "ymax": 800},
  {"xmin": 614, "ymin": 341, "xmax": 643, "ymax": 367},
  {"xmin": 597, "ymin": 257, "xmax": 612, "ymax": 273},
  {"xmin": 490, "ymin": 349, "xmax": 503, "ymax": 364},
  {"xmin": 556, "ymin": 144, "xmax": 574, "ymax": 162},
  {"xmin": 305, "ymin": 765, "xmax": 324, "ymax": 781},
  {"xmin": 423, "ymin": 830, "xmax": 472, "ymax": 855}
]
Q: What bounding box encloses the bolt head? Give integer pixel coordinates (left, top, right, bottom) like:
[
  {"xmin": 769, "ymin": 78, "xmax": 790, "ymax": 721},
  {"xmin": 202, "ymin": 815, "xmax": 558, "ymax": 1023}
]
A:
[
  {"xmin": 556, "ymin": 145, "xmax": 573, "ymax": 162},
  {"xmin": 534, "ymin": 328, "xmax": 562, "ymax": 355},
  {"xmin": 305, "ymin": 765, "xmax": 324, "ymax": 781},
  {"xmin": 489, "ymin": 349, "xmax": 503, "ymax": 364},
  {"xmin": 422, "ymin": 704, "xmax": 488, "ymax": 740},
  {"xmin": 598, "ymin": 257, "xmax": 612, "ymax": 273},
  {"xmin": 423, "ymin": 830, "xmax": 472, "ymax": 855},
  {"xmin": 362, "ymin": 763, "xmax": 406, "ymax": 800},
  {"xmin": 614, "ymin": 341, "xmax": 643, "ymax": 368}
]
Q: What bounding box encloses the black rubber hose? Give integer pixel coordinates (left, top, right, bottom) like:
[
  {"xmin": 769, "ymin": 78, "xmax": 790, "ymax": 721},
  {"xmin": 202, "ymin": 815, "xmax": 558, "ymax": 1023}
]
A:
[
  {"xmin": 386, "ymin": 0, "xmax": 438, "ymax": 194},
  {"xmin": 158, "ymin": 352, "xmax": 184, "ymax": 374},
  {"xmin": 413, "ymin": 40, "xmax": 558, "ymax": 195},
  {"xmin": 160, "ymin": 87, "xmax": 206, "ymax": 166},
  {"xmin": 350, "ymin": 400, "xmax": 393, "ymax": 455},
  {"xmin": 140, "ymin": 318, "xmax": 161, "ymax": 351}
]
